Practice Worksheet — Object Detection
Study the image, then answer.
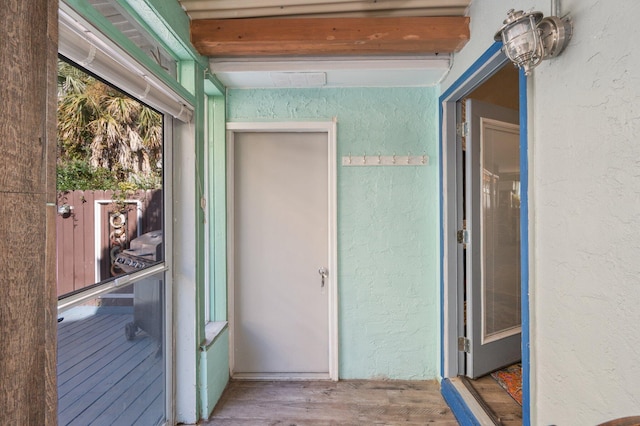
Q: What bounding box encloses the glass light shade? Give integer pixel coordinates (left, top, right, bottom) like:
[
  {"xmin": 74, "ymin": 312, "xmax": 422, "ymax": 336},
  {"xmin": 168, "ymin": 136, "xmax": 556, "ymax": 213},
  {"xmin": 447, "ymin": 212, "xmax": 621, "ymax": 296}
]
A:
[
  {"xmin": 503, "ymin": 18, "xmax": 542, "ymax": 74},
  {"xmin": 495, "ymin": 10, "xmax": 544, "ymax": 75}
]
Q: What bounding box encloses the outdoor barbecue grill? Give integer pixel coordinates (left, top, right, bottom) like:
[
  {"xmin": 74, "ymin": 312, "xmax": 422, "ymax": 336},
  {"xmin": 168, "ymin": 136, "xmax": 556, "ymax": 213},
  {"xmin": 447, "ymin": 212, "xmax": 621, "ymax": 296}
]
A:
[{"xmin": 114, "ymin": 230, "xmax": 163, "ymax": 344}]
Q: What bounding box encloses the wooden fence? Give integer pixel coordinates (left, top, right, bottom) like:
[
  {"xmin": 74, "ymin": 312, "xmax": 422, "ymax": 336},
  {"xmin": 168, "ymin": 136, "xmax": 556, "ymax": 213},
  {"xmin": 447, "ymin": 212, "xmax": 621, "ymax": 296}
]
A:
[{"xmin": 56, "ymin": 190, "xmax": 162, "ymax": 298}]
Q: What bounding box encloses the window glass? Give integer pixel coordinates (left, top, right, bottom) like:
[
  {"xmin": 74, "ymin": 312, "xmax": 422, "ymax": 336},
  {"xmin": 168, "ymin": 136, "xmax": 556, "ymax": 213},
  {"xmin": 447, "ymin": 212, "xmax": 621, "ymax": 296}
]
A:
[
  {"xmin": 57, "ymin": 274, "xmax": 166, "ymax": 425},
  {"xmin": 57, "ymin": 58, "xmax": 164, "ymax": 299},
  {"xmin": 56, "ymin": 58, "xmax": 168, "ymax": 426}
]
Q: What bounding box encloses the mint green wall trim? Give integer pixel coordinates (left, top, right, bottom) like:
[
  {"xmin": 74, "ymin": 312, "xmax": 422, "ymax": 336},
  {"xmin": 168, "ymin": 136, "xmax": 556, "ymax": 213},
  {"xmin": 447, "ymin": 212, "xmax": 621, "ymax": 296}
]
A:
[
  {"xmin": 63, "ymin": 0, "xmax": 195, "ymax": 105},
  {"xmin": 227, "ymin": 88, "xmax": 440, "ymax": 379},
  {"xmin": 178, "ymin": 60, "xmax": 206, "ymax": 339},
  {"xmin": 211, "ymin": 96, "xmax": 227, "ymax": 321},
  {"xmin": 179, "ymin": 60, "xmax": 207, "ymax": 417},
  {"xmin": 115, "ymin": 0, "xmax": 206, "ymax": 65},
  {"xmin": 199, "ymin": 328, "xmax": 230, "ymax": 419},
  {"xmin": 205, "ymin": 75, "xmax": 225, "ymax": 97},
  {"xmin": 207, "ymin": 95, "xmax": 216, "ymax": 321},
  {"xmin": 178, "ymin": 61, "xmax": 198, "ymax": 97}
]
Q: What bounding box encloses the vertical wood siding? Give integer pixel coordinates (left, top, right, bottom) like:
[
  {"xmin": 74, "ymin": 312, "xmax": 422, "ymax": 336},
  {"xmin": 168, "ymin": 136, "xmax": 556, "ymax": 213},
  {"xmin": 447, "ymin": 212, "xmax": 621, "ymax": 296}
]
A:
[{"xmin": 0, "ymin": 0, "xmax": 57, "ymax": 423}]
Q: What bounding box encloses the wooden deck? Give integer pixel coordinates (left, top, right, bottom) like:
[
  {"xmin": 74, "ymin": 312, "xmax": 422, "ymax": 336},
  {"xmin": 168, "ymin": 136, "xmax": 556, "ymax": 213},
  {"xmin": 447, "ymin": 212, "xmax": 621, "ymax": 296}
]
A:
[
  {"xmin": 57, "ymin": 307, "xmax": 164, "ymax": 426},
  {"xmin": 203, "ymin": 380, "xmax": 459, "ymax": 425}
]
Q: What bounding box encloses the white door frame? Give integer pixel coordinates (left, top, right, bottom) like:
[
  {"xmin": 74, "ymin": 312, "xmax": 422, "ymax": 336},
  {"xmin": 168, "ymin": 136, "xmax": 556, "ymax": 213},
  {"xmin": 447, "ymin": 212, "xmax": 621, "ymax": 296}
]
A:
[{"xmin": 226, "ymin": 121, "xmax": 339, "ymax": 381}]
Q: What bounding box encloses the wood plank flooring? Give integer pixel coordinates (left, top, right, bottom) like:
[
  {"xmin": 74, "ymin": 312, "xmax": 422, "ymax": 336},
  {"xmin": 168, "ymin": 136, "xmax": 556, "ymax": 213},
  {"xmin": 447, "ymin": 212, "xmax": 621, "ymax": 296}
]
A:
[
  {"xmin": 466, "ymin": 375, "xmax": 522, "ymax": 425},
  {"xmin": 57, "ymin": 307, "xmax": 164, "ymax": 426},
  {"xmin": 203, "ymin": 380, "xmax": 458, "ymax": 425}
]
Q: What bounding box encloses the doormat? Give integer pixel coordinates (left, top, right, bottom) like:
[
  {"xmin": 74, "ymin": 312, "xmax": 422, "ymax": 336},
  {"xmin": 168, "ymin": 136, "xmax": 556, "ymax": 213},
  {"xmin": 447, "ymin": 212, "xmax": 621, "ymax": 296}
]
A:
[{"xmin": 491, "ymin": 363, "xmax": 522, "ymax": 406}]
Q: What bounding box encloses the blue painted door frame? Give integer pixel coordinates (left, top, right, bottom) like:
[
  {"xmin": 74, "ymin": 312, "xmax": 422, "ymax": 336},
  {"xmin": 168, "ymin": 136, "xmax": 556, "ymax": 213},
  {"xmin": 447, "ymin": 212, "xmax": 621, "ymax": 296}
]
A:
[{"xmin": 438, "ymin": 42, "xmax": 530, "ymax": 426}]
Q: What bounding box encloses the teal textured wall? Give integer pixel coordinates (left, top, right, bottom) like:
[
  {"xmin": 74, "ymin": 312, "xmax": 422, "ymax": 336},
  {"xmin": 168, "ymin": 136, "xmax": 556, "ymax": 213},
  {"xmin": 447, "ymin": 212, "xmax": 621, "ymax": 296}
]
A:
[{"xmin": 227, "ymin": 88, "xmax": 440, "ymax": 379}]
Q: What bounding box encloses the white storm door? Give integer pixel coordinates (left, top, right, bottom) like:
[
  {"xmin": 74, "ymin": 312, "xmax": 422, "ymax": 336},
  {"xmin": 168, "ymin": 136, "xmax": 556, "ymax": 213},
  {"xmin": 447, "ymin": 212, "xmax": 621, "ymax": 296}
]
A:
[
  {"xmin": 465, "ymin": 99, "xmax": 521, "ymax": 379},
  {"xmin": 232, "ymin": 131, "xmax": 330, "ymax": 378}
]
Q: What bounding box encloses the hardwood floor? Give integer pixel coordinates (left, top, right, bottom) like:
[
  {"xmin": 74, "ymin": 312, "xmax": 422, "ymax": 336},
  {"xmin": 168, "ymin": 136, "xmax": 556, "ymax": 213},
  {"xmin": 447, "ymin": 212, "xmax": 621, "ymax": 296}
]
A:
[{"xmin": 203, "ymin": 380, "xmax": 458, "ymax": 425}]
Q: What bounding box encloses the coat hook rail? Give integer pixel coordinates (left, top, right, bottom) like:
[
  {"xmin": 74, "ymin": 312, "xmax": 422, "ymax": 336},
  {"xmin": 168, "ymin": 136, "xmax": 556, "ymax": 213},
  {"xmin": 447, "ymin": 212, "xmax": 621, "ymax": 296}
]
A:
[{"xmin": 342, "ymin": 154, "xmax": 429, "ymax": 167}]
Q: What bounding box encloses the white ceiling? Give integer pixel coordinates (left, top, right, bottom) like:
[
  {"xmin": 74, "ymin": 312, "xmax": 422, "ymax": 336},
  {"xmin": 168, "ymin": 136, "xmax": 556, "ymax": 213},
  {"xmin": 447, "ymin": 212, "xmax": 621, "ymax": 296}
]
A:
[
  {"xmin": 178, "ymin": 0, "xmax": 471, "ymax": 20},
  {"xmin": 177, "ymin": 0, "xmax": 470, "ymax": 88},
  {"xmin": 209, "ymin": 55, "xmax": 452, "ymax": 89}
]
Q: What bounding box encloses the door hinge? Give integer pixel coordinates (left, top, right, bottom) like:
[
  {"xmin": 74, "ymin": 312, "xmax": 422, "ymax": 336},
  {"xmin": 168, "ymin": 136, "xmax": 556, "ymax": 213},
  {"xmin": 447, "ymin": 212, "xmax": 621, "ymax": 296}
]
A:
[
  {"xmin": 456, "ymin": 229, "xmax": 470, "ymax": 244},
  {"xmin": 456, "ymin": 122, "xmax": 469, "ymax": 138},
  {"xmin": 458, "ymin": 337, "xmax": 470, "ymax": 353}
]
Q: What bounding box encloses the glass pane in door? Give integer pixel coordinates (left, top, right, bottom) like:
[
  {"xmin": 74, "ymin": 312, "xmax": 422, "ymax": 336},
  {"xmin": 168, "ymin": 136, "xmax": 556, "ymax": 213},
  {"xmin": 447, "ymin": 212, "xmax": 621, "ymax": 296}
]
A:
[{"xmin": 481, "ymin": 119, "xmax": 521, "ymax": 342}]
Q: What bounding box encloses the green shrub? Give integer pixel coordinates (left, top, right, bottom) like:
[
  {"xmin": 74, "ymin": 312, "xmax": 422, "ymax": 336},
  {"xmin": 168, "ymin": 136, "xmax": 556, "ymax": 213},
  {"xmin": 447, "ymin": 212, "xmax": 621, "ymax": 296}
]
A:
[{"xmin": 56, "ymin": 160, "xmax": 118, "ymax": 191}]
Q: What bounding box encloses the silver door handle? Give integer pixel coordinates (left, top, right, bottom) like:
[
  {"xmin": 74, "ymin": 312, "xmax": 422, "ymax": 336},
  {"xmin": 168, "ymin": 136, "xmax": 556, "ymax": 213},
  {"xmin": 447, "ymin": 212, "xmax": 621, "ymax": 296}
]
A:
[{"xmin": 318, "ymin": 267, "xmax": 328, "ymax": 287}]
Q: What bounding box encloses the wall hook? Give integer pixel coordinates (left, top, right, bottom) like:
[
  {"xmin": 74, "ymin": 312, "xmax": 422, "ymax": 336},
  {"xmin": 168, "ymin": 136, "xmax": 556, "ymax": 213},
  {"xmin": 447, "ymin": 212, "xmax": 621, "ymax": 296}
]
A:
[{"xmin": 341, "ymin": 153, "xmax": 428, "ymax": 167}]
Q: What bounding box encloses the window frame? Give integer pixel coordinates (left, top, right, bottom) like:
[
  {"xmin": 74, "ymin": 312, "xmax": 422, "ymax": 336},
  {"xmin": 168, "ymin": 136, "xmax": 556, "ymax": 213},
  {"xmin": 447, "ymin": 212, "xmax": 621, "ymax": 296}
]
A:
[
  {"xmin": 204, "ymin": 92, "xmax": 228, "ymax": 325},
  {"xmin": 56, "ymin": 4, "xmax": 189, "ymax": 424}
]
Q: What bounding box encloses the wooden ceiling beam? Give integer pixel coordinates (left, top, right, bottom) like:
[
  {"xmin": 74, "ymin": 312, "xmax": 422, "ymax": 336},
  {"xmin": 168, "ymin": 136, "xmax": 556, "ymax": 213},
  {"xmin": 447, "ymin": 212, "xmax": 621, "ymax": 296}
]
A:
[{"xmin": 190, "ymin": 16, "xmax": 470, "ymax": 57}]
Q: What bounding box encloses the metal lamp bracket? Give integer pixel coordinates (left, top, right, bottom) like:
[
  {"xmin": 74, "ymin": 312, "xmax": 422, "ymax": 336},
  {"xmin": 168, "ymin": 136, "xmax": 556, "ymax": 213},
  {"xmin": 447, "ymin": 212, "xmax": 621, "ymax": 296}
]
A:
[{"xmin": 539, "ymin": 15, "xmax": 573, "ymax": 59}]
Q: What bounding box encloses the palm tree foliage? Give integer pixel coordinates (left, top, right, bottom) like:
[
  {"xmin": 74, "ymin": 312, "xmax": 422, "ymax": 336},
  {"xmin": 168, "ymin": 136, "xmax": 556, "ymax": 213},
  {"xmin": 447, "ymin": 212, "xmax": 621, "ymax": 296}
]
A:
[{"xmin": 57, "ymin": 60, "xmax": 162, "ymax": 190}]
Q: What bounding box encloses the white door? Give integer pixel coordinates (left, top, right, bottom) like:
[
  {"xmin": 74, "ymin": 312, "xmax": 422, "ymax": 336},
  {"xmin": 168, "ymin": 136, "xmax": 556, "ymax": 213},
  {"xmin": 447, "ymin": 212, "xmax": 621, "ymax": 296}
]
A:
[
  {"xmin": 465, "ymin": 99, "xmax": 521, "ymax": 378},
  {"xmin": 231, "ymin": 131, "xmax": 330, "ymax": 379}
]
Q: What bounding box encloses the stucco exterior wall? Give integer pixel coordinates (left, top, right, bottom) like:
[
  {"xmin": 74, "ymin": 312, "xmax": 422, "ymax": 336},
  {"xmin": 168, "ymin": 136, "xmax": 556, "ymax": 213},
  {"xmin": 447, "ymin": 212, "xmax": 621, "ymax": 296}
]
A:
[
  {"xmin": 532, "ymin": 0, "xmax": 640, "ymax": 423},
  {"xmin": 227, "ymin": 88, "xmax": 440, "ymax": 379},
  {"xmin": 443, "ymin": 0, "xmax": 640, "ymax": 423}
]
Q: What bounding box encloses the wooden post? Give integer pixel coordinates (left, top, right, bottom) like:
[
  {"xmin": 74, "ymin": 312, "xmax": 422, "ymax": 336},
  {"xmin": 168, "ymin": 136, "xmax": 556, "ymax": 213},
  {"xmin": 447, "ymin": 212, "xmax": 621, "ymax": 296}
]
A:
[{"xmin": 0, "ymin": 0, "xmax": 58, "ymax": 424}]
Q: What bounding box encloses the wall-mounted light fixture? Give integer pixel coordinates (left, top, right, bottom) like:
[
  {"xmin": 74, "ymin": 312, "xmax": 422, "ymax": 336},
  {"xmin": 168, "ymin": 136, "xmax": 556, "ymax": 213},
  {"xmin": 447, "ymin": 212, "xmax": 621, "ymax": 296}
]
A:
[{"xmin": 494, "ymin": 9, "xmax": 572, "ymax": 75}]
